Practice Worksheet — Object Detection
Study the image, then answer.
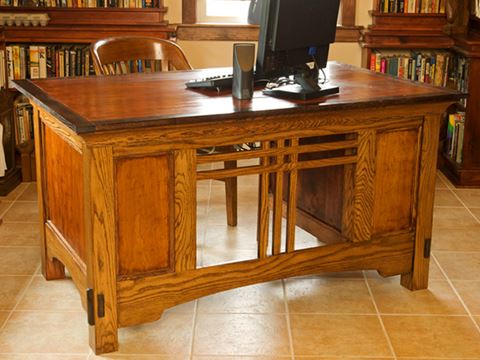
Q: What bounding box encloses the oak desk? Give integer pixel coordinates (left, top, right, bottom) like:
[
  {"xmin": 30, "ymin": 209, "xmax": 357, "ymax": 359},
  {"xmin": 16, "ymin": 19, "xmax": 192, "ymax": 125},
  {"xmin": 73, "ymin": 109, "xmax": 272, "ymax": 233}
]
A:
[{"xmin": 13, "ymin": 62, "xmax": 462, "ymax": 354}]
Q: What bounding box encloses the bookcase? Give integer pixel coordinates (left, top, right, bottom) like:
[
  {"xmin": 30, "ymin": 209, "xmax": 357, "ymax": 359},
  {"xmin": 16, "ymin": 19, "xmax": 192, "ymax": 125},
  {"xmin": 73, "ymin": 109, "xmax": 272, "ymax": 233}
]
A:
[
  {"xmin": 0, "ymin": 4, "xmax": 174, "ymax": 194},
  {"xmin": 361, "ymin": 0, "xmax": 480, "ymax": 187}
]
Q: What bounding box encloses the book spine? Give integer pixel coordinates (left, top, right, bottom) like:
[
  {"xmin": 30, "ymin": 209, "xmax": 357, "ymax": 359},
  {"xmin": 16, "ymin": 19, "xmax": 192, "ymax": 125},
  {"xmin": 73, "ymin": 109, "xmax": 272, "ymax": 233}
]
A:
[
  {"xmin": 29, "ymin": 45, "xmax": 40, "ymax": 79},
  {"xmin": 39, "ymin": 46, "xmax": 47, "ymax": 79}
]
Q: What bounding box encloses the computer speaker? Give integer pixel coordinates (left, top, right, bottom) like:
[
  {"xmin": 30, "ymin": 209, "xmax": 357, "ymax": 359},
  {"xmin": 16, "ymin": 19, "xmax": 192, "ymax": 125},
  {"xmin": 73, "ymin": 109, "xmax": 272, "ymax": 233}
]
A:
[{"xmin": 232, "ymin": 43, "xmax": 255, "ymax": 100}]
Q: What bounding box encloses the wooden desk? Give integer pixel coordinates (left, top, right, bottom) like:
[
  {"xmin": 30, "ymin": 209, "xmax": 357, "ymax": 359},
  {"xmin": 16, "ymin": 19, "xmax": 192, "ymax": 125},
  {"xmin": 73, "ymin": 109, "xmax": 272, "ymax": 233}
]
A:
[{"xmin": 13, "ymin": 62, "xmax": 462, "ymax": 354}]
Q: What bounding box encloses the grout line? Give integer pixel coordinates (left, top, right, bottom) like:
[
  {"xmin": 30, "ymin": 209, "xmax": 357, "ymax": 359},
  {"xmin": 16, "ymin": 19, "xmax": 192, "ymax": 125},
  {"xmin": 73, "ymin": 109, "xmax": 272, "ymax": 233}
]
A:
[
  {"xmin": 432, "ymin": 254, "xmax": 480, "ymax": 334},
  {"xmin": 363, "ymin": 271, "xmax": 398, "ymax": 360},
  {"xmin": 0, "ymin": 263, "xmax": 40, "ymax": 332},
  {"xmin": 0, "ymin": 183, "xmax": 31, "ymax": 218},
  {"xmin": 188, "ymin": 299, "xmax": 199, "ymax": 360},
  {"xmin": 447, "ymin": 187, "xmax": 480, "ymax": 225},
  {"xmin": 282, "ymin": 279, "xmax": 295, "ymax": 360}
]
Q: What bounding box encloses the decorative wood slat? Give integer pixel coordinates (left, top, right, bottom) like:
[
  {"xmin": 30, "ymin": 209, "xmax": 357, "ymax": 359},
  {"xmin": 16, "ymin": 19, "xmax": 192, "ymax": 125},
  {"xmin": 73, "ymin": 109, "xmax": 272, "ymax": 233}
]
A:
[
  {"xmin": 286, "ymin": 138, "xmax": 299, "ymax": 253},
  {"xmin": 257, "ymin": 141, "xmax": 270, "ymax": 260},
  {"xmin": 196, "ymin": 139, "xmax": 358, "ymax": 164},
  {"xmin": 197, "ymin": 155, "xmax": 358, "ymax": 180},
  {"xmin": 272, "ymin": 140, "xmax": 285, "ymax": 255}
]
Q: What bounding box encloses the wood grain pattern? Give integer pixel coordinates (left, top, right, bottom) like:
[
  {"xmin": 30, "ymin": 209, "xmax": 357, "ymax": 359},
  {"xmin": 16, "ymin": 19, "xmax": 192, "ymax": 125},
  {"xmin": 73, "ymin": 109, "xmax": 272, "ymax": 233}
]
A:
[
  {"xmin": 286, "ymin": 138, "xmax": 299, "ymax": 252},
  {"xmin": 33, "ymin": 107, "xmax": 66, "ymax": 280},
  {"xmin": 117, "ymin": 232, "xmax": 414, "ymax": 327},
  {"xmin": 401, "ymin": 116, "xmax": 441, "ymax": 290},
  {"xmin": 116, "ymin": 154, "xmax": 172, "ymax": 276},
  {"xmin": 351, "ymin": 130, "xmax": 376, "ymax": 242},
  {"xmin": 257, "ymin": 141, "xmax": 270, "ymax": 260},
  {"xmin": 373, "ymin": 128, "xmax": 420, "ymax": 235},
  {"xmin": 45, "ymin": 222, "xmax": 87, "ymax": 309},
  {"xmin": 84, "ymin": 146, "xmax": 118, "ymax": 354},
  {"xmin": 44, "ymin": 126, "xmax": 86, "ymax": 262},
  {"xmin": 272, "ymin": 140, "xmax": 285, "ymax": 255},
  {"xmin": 12, "ymin": 63, "xmax": 463, "ymax": 133},
  {"xmin": 174, "ymin": 149, "xmax": 197, "ymax": 272}
]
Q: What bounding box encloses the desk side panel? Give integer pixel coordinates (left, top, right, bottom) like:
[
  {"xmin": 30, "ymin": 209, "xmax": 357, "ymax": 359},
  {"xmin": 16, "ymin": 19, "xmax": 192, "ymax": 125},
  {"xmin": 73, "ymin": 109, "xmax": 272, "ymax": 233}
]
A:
[
  {"xmin": 372, "ymin": 127, "xmax": 421, "ymax": 234},
  {"xmin": 44, "ymin": 126, "xmax": 86, "ymax": 262},
  {"xmin": 115, "ymin": 154, "xmax": 173, "ymax": 276}
]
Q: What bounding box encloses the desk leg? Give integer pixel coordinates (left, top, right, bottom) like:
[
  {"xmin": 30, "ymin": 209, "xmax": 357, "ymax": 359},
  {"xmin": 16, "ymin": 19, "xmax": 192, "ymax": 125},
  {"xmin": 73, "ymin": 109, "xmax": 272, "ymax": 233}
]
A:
[
  {"xmin": 32, "ymin": 107, "xmax": 66, "ymax": 280},
  {"xmin": 401, "ymin": 114, "xmax": 440, "ymax": 291},
  {"xmin": 85, "ymin": 146, "xmax": 119, "ymax": 354}
]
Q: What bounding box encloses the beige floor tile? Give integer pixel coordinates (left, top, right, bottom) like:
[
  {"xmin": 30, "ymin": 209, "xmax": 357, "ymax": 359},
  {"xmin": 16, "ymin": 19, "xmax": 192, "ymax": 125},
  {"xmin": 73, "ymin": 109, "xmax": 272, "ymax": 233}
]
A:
[
  {"xmin": 368, "ymin": 278, "xmax": 465, "ymax": 315},
  {"xmin": 0, "ymin": 201, "xmax": 13, "ymax": 217},
  {"xmin": 193, "ymin": 314, "xmax": 290, "ymax": 356},
  {"xmin": 115, "ymin": 312, "xmax": 193, "ymax": 355},
  {"xmin": 197, "ymin": 281, "xmax": 284, "ymax": 314},
  {"xmin": 206, "ymin": 204, "xmax": 258, "ymax": 226},
  {"xmin": 0, "ymin": 247, "xmax": 40, "ymax": 275},
  {"xmin": 285, "ymin": 278, "xmax": 375, "ymax": 314},
  {"xmin": 0, "ymin": 276, "xmax": 31, "ymax": 311},
  {"xmin": 0, "ymin": 183, "xmax": 28, "ymax": 201},
  {"xmin": 471, "ymin": 208, "xmax": 480, "ymax": 222},
  {"xmin": 434, "ymin": 252, "xmax": 480, "ymax": 280},
  {"xmin": 201, "ymin": 248, "xmax": 258, "ymax": 267},
  {"xmin": 434, "ymin": 189, "xmax": 463, "ymax": 207},
  {"xmin": 290, "ymin": 314, "xmax": 392, "ymax": 357},
  {"xmin": 203, "ymin": 225, "xmax": 259, "ymax": 251},
  {"xmin": 452, "ymin": 280, "xmax": 480, "ymax": 315},
  {"xmin": 91, "ymin": 354, "xmax": 187, "ymax": 359},
  {"xmin": 16, "ymin": 276, "xmax": 83, "ymax": 312},
  {"xmin": 432, "ymin": 207, "xmax": 479, "ymax": 228},
  {"xmin": 17, "ymin": 183, "xmax": 38, "ymax": 202},
  {"xmin": 193, "ymin": 357, "xmax": 289, "ymax": 360},
  {"xmin": 454, "ymin": 188, "xmax": 480, "ymax": 208},
  {"xmin": 0, "ymin": 222, "xmax": 40, "ymax": 246},
  {"xmin": 0, "ymin": 311, "xmax": 8, "ymax": 328},
  {"xmin": 163, "ymin": 300, "xmax": 196, "ymax": 314},
  {"xmin": 2, "ymin": 202, "xmax": 39, "ymax": 223},
  {"xmin": 0, "ymin": 311, "xmax": 90, "ymax": 354},
  {"xmin": 383, "ymin": 315, "xmax": 480, "ymax": 358},
  {"xmin": 437, "ymin": 172, "xmax": 455, "ymax": 189},
  {"xmin": 432, "ymin": 225, "xmax": 480, "ymax": 251},
  {"xmin": 0, "ymin": 355, "xmax": 87, "ymax": 360}
]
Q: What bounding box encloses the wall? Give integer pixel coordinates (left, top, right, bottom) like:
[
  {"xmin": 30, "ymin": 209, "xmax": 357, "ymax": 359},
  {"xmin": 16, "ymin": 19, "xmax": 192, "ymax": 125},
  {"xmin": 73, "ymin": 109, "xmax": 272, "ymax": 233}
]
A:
[{"xmin": 166, "ymin": 0, "xmax": 373, "ymax": 69}]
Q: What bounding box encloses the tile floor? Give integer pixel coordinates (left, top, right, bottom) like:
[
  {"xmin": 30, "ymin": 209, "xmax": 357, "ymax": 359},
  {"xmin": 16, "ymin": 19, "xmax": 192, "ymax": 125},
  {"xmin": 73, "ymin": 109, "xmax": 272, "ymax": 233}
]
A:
[{"xmin": 0, "ymin": 172, "xmax": 479, "ymax": 359}]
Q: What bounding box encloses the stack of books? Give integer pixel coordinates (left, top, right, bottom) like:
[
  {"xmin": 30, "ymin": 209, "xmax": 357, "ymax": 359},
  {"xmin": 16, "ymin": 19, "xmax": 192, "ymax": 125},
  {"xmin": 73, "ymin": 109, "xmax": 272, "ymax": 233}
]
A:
[
  {"xmin": 6, "ymin": 44, "xmax": 95, "ymax": 86},
  {"xmin": 14, "ymin": 102, "xmax": 34, "ymax": 146},
  {"xmin": 379, "ymin": 0, "xmax": 445, "ymax": 13},
  {"xmin": 446, "ymin": 112, "xmax": 466, "ymax": 164}
]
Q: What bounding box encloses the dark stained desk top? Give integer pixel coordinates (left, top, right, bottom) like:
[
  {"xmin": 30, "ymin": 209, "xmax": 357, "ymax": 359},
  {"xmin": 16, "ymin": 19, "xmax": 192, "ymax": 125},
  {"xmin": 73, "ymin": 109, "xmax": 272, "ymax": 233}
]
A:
[{"xmin": 12, "ymin": 62, "xmax": 463, "ymax": 134}]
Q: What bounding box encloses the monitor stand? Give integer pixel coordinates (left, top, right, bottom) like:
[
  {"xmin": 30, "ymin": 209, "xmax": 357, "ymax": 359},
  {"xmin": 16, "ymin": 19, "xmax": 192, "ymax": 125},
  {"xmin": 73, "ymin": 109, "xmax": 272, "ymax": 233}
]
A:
[
  {"xmin": 262, "ymin": 66, "xmax": 339, "ymax": 100},
  {"xmin": 263, "ymin": 84, "xmax": 339, "ymax": 100}
]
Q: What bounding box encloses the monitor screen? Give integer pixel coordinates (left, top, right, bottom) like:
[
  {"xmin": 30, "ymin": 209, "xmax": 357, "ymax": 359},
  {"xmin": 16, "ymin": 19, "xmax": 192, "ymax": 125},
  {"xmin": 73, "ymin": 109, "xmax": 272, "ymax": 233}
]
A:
[{"xmin": 254, "ymin": 0, "xmax": 340, "ymax": 79}]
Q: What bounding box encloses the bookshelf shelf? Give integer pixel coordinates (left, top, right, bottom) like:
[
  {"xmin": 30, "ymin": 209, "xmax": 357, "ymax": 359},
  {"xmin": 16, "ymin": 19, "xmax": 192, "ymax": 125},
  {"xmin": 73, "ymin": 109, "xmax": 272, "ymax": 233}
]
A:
[
  {"xmin": 363, "ymin": 1, "xmax": 480, "ymax": 187},
  {"xmin": 0, "ymin": 2, "xmax": 173, "ymax": 192}
]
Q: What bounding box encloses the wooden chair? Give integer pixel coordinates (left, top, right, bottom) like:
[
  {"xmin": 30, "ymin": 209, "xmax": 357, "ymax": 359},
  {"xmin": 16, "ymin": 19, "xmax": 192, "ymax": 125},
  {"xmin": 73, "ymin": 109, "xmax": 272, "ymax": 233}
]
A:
[{"xmin": 90, "ymin": 36, "xmax": 237, "ymax": 226}]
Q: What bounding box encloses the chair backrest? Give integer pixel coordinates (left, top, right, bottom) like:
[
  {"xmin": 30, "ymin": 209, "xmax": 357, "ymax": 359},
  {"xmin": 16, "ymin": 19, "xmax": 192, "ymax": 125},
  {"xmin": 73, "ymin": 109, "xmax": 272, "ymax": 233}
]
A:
[{"xmin": 90, "ymin": 36, "xmax": 193, "ymax": 75}]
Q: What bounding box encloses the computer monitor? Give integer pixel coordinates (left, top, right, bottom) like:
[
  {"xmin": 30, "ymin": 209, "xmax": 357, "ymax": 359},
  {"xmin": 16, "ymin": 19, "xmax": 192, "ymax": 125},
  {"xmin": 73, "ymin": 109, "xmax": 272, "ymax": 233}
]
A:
[{"xmin": 250, "ymin": 0, "xmax": 340, "ymax": 100}]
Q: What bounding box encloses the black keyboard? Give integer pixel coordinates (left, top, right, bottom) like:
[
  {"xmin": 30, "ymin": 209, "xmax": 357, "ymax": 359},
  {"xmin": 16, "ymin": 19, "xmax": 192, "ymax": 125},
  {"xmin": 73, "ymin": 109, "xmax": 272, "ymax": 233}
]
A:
[{"xmin": 185, "ymin": 74, "xmax": 233, "ymax": 89}]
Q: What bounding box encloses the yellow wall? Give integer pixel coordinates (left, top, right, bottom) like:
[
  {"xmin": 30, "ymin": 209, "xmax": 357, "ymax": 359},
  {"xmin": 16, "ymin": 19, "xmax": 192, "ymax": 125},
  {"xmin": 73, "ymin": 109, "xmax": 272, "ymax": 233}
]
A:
[{"xmin": 167, "ymin": 1, "xmax": 373, "ymax": 68}]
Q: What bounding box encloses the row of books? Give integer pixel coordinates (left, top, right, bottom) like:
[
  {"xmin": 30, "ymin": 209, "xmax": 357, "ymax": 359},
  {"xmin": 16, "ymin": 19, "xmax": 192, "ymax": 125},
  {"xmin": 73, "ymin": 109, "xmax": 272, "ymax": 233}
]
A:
[
  {"xmin": 446, "ymin": 112, "xmax": 465, "ymax": 164},
  {"xmin": 14, "ymin": 102, "xmax": 34, "ymax": 146},
  {"xmin": 5, "ymin": 44, "xmax": 95, "ymax": 86},
  {"xmin": 379, "ymin": 0, "xmax": 445, "ymax": 13},
  {"xmin": 369, "ymin": 51, "xmax": 469, "ymax": 93},
  {"xmin": 0, "ymin": 0, "xmax": 157, "ymax": 7},
  {"xmin": 475, "ymin": 0, "xmax": 480, "ymax": 18}
]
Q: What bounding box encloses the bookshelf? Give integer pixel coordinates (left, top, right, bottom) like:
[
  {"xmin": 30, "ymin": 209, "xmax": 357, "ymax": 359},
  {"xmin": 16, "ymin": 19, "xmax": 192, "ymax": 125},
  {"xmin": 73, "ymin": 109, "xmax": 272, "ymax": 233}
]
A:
[
  {"xmin": 0, "ymin": 3, "xmax": 174, "ymax": 193},
  {"xmin": 362, "ymin": 0, "xmax": 480, "ymax": 187}
]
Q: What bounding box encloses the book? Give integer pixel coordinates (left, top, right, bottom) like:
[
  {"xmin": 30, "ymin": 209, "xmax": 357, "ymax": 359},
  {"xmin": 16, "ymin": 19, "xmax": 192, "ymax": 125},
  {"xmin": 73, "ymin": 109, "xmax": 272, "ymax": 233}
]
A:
[
  {"xmin": 39, "ymin": 46, "xmax": 47, "ymax": 79},
  {"xmin": 29, "ymin": 45, "xmax": 40, "ymax": 79}
]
